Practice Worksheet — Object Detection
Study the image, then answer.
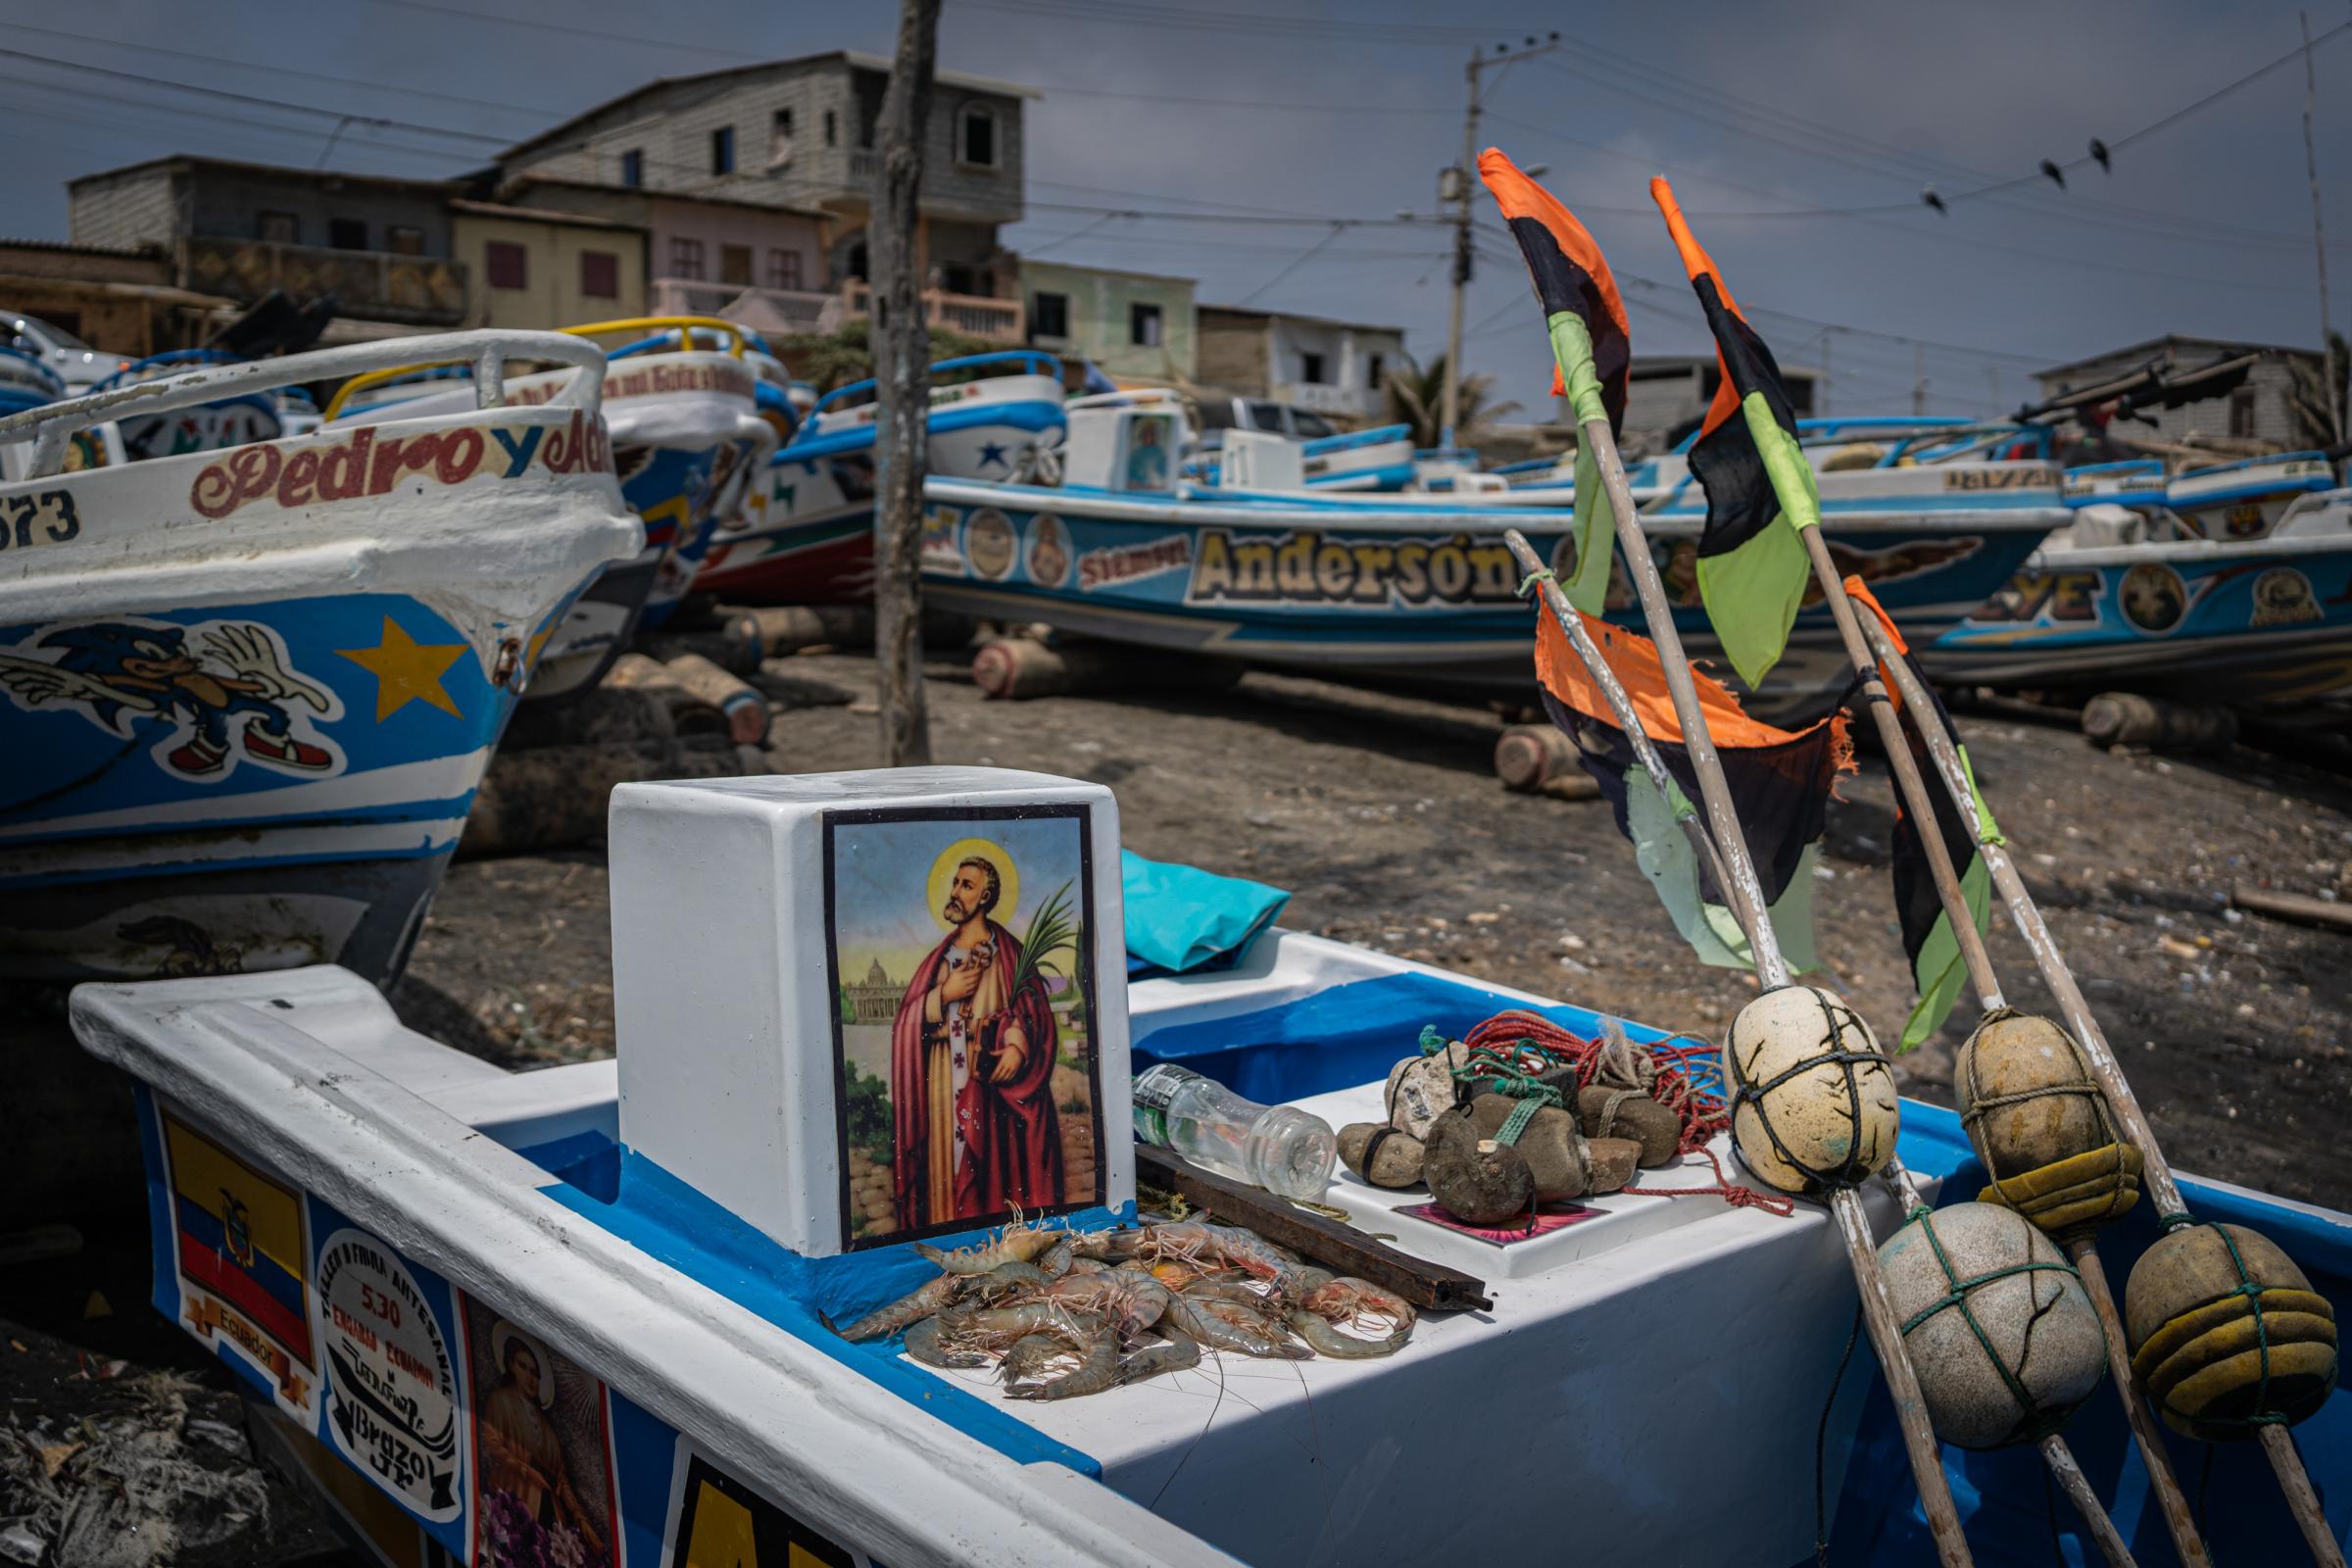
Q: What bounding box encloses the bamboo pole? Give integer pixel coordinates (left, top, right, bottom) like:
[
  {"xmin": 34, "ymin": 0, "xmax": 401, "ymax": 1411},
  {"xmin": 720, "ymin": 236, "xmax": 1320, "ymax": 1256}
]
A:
[
  {"xmin": 1572, "ymin": 414, "xmax": 1973, "ymax": 1567},
  {"xmin": 2040, "ymin": 1434, "xmax": 2141, "ymax": 1568}
]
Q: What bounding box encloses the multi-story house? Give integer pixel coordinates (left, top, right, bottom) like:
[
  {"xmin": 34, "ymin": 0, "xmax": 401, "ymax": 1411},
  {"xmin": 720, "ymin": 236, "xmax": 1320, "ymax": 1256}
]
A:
[
  {"xmin": 67, "ymin": 157, "xmax": 470, "ymax": 335},
  {"xmin": 1196, "ymin": 304, "xmax": 1407, "ymax": 424},
  {"xmin": 1020, "ymin": 260, "xmax": 1196, "ymax": 383},
  {"xmin": 2034, "ymin": 335, "xmax": 2333, "ymax": 449},
  {"xmin": 491, "ymin": 51, "xmax": 1037, "ymax": 341}
]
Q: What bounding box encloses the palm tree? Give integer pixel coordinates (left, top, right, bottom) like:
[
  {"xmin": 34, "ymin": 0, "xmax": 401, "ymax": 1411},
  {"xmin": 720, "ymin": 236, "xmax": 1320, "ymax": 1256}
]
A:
[{"xmin": 1382, "ymin": 353, "xmax": 1522, "ymax": 450}]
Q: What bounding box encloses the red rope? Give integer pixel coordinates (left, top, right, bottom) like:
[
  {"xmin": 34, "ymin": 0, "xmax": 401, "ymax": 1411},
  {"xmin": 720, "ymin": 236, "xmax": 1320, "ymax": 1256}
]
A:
[{"xmin": 1457, "ymin": 1009, "xmax": 1794, "ymax": 1217}]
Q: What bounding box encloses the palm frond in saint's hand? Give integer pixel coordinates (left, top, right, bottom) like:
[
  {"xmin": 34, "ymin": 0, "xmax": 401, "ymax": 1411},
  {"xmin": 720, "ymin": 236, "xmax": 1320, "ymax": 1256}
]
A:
[{"xmin": 1006, "ymin": 879, "xmax": 1077, "ymax": 1001}]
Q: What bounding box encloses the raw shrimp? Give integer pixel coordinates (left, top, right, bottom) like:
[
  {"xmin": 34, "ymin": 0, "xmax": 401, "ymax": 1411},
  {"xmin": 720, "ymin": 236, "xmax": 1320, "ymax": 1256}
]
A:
[
  {"xmin": 1161, "ymin": 1293, "xmax": 1308, "ymax": 1360},
  {"xmin": 913, "ymin": 1216, "xmax": 1061, "ymax": 1274},
  {"xmin": 905, "ymin": 1315, "xmax": 991, "ymax": 1369},
  {"xmin": 1005, "ymin": 1326, "xmax": 1119, "ymax": 1401},
  {"xmin": 1117, "ymin": 1328, "xmax": 1201, "ymax": 1386},
  {"xmin": 1038, "ymin": 1273, "xmax": 1170, "ymax": 1338},
  {"xmin": 959, "ymin": 1260, "xmax": 1052, "ymax": 1302},
  {"xmin": 1144, "ymin": 1223, "xmax": 1306, "ymax": 1294},
  {"xmin": 1000, "ymin": 1332, "xmax": 1074, "ymax": 1386},
  {"xmin": 1176, "ymin": 1276, "xmax": 1270, "ymax": 1308},
  {"xmin": 1065, "ymin": 1256, "xmax": 1111, "ymax": 1275},
  {"xmin": 1286, "ymin": 1308, "xmax": 1411, "ymax": 1359},
  {"xmin": 1301, "ymin": 1277, "xmax": 1417, "ymax": 1335},
  {"xmin": 826, "ymin": 1273, "xmax": 960, "ymax": 1343},
  {"xmin": 946, "ymin": 1301, "xmax": 1104, "ymax": 1343},
  {"xmin": 1068, "ymin": 1226, "xmax": 1146, "ymax": 1262},
  {"xmin": 1038, "ymin": 1235, "xmax": 1076, "ymax": 1278}
]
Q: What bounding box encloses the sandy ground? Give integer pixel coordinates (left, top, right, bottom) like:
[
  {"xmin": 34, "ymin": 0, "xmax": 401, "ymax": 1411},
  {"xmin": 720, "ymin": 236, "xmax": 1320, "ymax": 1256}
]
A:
[{"xmin": 6, "ymin": 645, "xmax": 2351, "ymax": 1562}]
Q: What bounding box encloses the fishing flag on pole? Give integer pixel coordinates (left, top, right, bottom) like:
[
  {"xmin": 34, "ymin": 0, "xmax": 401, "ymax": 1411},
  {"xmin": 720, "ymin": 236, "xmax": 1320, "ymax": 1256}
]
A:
[
  {"xmin": 1478, "ymin": 148, "xmax": 1631, "ymax": 614},
  {"xmin": 1649, "ymin": 176, "xmax": 1821, "ymax": 690},
  {"xmin": 1533, "ymin": 603, "xmax": 1851, "ymax": 970},
  {"xmin": 1846, "ymin": 578, "xmax": 1998, "ymax": 1048}
]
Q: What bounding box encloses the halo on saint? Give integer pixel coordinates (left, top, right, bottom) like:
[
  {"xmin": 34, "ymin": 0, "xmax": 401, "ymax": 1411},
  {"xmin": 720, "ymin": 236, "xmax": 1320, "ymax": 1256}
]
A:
[
  {"xmin": 927, "ymin": 837, "xmax": 1017, "ymax": 929},
  {"xmin": 490, "ymin": 1320, "xmax": 558, "ymax": 1407}
]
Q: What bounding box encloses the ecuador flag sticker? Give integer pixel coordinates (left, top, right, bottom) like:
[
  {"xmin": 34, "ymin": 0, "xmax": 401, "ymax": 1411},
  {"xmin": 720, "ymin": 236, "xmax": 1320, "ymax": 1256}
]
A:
[{"xmin": 162, "ymin": 1109, "xmax": 317, "ymax": 1417}]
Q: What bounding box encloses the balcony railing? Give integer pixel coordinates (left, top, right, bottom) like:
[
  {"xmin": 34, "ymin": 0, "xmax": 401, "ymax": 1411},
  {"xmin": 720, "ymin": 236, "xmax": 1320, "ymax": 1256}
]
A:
[
  {"xmin": 650, "ymin": 277, "xmax": 846, "ymax": 335},
  {"xmin": 839, "ymin": 279, "xmax": 1024, "ymax": 343},
  {"xmin": 177, "ymin": 236, "xmax": 467, "ymax": 325}
]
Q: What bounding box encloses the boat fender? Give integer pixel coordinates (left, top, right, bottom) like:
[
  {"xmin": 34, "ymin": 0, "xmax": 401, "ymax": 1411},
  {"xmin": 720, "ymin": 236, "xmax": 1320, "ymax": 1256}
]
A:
[
  {"xmin": 1422, "ymin": 1108, "xmax": 1534, "ymax": 1225},
  {"xmin": 1339, "ymin": 1123, "xmax": 1425, "ymax": 1189},
  {"xmin": 1955, "ymin": 1008, "xmax": 2141, "ymax": 1238},
  {"xmin": 1723, "ymin": 985, "xmax": 1899, "ymax": 1197},
  {"xmin": 2125, "ymin": 1220, "xmax": 2338, "ymax": 1442},
  {"xmin": 1877, "ymin": 1201, "xmax": 2107, "ymax": 1448}
]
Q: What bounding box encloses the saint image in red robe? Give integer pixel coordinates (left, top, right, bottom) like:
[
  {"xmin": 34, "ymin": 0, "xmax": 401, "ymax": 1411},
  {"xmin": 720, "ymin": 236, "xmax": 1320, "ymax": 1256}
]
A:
[{"xmin": 889, "ymin": 855, "xmax": 1064, "ymax": 1233}]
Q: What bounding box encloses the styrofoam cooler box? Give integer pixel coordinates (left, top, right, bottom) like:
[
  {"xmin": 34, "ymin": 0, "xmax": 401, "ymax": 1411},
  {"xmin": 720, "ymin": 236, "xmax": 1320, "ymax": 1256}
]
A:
[{"xmin": 609, "ymin": 767, "xmax": 1132, "ymax": 1257}]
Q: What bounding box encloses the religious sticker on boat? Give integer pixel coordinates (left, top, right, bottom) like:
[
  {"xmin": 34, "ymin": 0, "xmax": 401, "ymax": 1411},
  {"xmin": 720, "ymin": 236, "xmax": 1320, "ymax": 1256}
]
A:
[
  {"xmin": 963, "ymin": 507, "xmax": 1017, "ymax": 580},
  {"xmin": 1025, "ymin": 513, "xmax": 1071, "ymax": 588},
  {"xmin": 2120, "ymin": 562, "xmax": 2189, "ymax": 634},
  {"xmin": 658, "ymin": 1444, "xmax": 863, "ymax": 1568},
  {"xmin": 316, "ymin": 1227, "xmax": 462, "ymax": 1523},
  {"xmin": 821, "ymin": 803, "xmax": 1104, "ymax": 1249},
  {"xmin": 461, "ymin": 1297, "xmax": 620, "ymax": 1568},
  {"xmin": 158, "ymin": 1107, "xmax": 318, "ymax": 1419},
  {"xmin": 2252, "ymin": 567, "xmax": 2323, "ymax": 627}
]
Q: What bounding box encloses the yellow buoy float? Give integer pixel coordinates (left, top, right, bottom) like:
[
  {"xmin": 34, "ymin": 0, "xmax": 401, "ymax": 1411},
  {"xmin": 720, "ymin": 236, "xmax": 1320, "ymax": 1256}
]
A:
[
  {"xmin": 2126, "ymin": 1220, "xmax": 2339, "ymax": 1443},
  {"xmin": 1955, "ymin": 1009, "xmax": 2142, "ymax": 1239}
]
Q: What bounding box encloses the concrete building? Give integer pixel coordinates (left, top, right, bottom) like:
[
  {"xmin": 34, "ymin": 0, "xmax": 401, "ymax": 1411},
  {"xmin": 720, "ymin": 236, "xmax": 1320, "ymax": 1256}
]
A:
[
  {"xmin": 449, "ymin": 199, "xmax": 648, "ymax": 331},
  {"xmin": 1601, "ymin": 354, "xmax": 1820, "ymax": 451},
  {"xmin": 1196, "ymin": 305, "xmax": 1406, "ymax": 423},
  {"xmin": 68, "ymin": 157, "xmax": 468, "ymax": 335},
  {"xmin": 2034, "ymin": 335, "xmax": 2330, "ymax": 449},
  {"xmin": 0, "ymin": 239, "xmax": 230, "ymax": 361},
  {"xmin": 492, "ymin": 51, "xmax": 1037, "ymax": 342},
  {"xmin": 1020, "ymin": 260, "xmax": 1195, "ymax": 382}
]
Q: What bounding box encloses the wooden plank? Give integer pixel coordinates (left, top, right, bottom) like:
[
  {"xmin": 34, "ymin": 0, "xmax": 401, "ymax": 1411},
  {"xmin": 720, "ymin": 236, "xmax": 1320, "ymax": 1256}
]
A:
[
  {"xmin": 1135, "ymin": 1144, "xmax": 1494, "ymax": 1313},
  {"xmin": 2231, "ymin": 882, "xmax": 2352, "ymax": 933}
]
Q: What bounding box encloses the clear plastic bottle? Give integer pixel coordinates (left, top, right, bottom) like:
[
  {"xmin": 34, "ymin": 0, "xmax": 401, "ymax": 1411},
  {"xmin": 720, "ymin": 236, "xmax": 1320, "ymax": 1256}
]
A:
[{"xmin": 1131, "ymin": 1063, "xmax": 1337, "ymax": 1202}]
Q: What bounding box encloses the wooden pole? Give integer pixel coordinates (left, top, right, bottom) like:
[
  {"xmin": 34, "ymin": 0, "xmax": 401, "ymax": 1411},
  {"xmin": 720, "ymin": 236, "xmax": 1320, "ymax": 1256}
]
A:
[
  {"xmin": 868, "ymin": 0, "xmax": 941, "ymax": 767},
  {"xmin": 1852, "ymin": 611, "xmax": 2338, "ymax": 1568},
  {"xmin": 1795, "ymin": 525, "xmax": 2003, "ymax": 1010},
  {"xmin": 2302, "ymin": 12, "xmax": 2341, "ymax": 447},
  {"xmin": 2040, "ymin": 1433, "xmax": 2141, "ymax": 1568},
  {"xmin": 2070, "ymin": 1234, "xmax": 2212, "ymax": 1567},
  {"xmin": 1572, "ymin": 417, "xmax": 1971, "ymax": 1566}
]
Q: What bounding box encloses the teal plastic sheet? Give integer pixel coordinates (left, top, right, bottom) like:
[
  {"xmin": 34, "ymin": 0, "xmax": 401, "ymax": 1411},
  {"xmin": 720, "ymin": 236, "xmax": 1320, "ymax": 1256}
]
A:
[{"xmin": 1120, "ymin": 850, "xmax": 1289, "ymax": 975}]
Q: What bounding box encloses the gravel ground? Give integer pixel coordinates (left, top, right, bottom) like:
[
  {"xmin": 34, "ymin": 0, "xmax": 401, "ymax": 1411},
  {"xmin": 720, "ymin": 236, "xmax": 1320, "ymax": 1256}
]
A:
[{"xmin": 6, "ymin": 643, "xmax": 2350, "ymax": 1563}]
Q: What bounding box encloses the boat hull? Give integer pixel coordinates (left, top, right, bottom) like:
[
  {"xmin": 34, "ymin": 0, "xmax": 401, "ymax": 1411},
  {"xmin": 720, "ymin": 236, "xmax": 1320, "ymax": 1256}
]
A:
[
  {"xmin": 1927, "ymin": 533, "xmax": 2352, "ymax": 715},
  {"xmin": 917, "ymin": 479, "xmax": 2059, "ymax": 706}
]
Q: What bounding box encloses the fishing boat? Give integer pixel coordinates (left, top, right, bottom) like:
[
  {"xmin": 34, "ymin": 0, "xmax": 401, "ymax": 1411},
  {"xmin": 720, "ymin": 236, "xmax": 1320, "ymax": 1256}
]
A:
[
  {"xmin": 97, "ymin": 348, "xmax": 286, "ymax": 461},
  {"xmin": 0, "ymin": 331, "xmax": 639, "ymax": 984},
  {"xmin": 1929, "ymin": 485, "xmax": 2352, "ymax": 718},
  {"xmin": 1189, "ymin": 418, "xmax": 1421, "ymax": 492},
  {"xmin": 2166, "ymin": 451, "xmax": 2343, "ymax": 539},
  {"xmin": 65, "ymin": 764, "xmax": 2349, "ymax": 1567},
  {"xmin": 696, "ymin": 351, "xmax": 1067, "ymax": 606},
  {"xmin": 325, "ymin": 318, "xmax": 770, "ymax": 703},
  {"xmin": 917, "ymin": 408, "xmax": 2065, "ymax": 704}
]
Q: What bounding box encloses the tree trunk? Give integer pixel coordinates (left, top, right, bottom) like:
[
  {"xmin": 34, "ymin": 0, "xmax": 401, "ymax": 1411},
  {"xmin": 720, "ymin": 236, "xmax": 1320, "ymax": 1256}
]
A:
[{"xmin": 869, "ymin": 0, "xmax": 941, "ymax": 765}]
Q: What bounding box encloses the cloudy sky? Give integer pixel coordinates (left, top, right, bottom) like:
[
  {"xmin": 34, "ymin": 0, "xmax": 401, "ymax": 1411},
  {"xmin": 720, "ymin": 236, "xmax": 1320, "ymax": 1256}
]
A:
[{"xmin": 4, "ymin": 0, "xmax": 2343, "ymax": 416}]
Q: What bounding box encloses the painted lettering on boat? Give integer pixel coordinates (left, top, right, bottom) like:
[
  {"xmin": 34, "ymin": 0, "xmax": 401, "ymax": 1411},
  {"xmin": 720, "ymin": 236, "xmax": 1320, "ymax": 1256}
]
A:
[
  {"xmin": 189, "ymin": 411, "xmax": 612, "ymax": 519},
  {"xmin": 509, "ymin": 360, "xmax": 757, "ymax": 408},
  {"xmin": 1077, "ymin": 533, "xmax": 1192, "ymax": 590},
  {"xmin": 1942, "ymin": 467, "xmax": 2055, "ymax": 491},
  {"xmin": 316, "ymin": 1226, "xmax": 461, "ymax": 1523},
  {"xmin": 0, "ymin": 489, "xmax": 80, "ymax": 549},
  {"xmin": 1977, "ymin": 569, "xmax": 2103, "ymax": 624},
  {"xmin": 1187, "ymin": 530, "xmax": 1521, "ymax": 608}
]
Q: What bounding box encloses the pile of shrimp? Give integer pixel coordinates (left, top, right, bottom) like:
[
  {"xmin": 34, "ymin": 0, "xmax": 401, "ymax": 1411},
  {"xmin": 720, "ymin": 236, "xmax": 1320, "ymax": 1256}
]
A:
[{"xmin": 822, "ymin": 1214, "xmax": 1417, "ymax": 1400}]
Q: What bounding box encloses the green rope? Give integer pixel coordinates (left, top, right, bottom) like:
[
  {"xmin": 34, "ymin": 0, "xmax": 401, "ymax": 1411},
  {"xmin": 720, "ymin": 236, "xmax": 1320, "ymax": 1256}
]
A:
[
  {"xmin": 1901, "ymin": 1204, "xmax": 2083, "ymax": 1444},
  {"xmin": 2155, "ymin": 1217, "xmax": 2289, "ymax": 1431},
  {"xmin": 1517, "ymin": 567, "xmax": 1557, "ymax": 597},
  {"xmin": 1452, "ymin": 1045, "xmax": 1565, "ymax": 1146}
]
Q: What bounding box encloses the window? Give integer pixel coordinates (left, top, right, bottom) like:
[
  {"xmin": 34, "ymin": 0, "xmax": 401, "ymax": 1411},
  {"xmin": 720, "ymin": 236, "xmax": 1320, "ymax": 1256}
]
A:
[
  {"xmin": 846, "ymin": 239, "xmax": 868, "ymax": 280},
  {"xmin": 958, "ymin": 103, "xmax": 998, "ymax": 168},
  {"xmin": 485, "ymin": 240, "xmax": 528, "ymax": 290},
  {"xmin": 327, "ymin": 218, "xmax": 368, "ymax": 251},
  {"xmin": 720, "ymin": 243, "xmax": 753, "ymax": 286},
  {"xmin": 257, "ymin": 210, "xmax": 298, "ymax": 244},
  {"xmin": 1299, "ymin": 351, "xmax": 1326, "ymax": 385},
  {"xmin": 619, "ymin": 148, "xmax": 644, "ymax": 188},
  {"xmin": 1247, "ymin": 401, "xmax": 1287, "ymax": 431},
  {"xmin": 1031, "ymin": 290, "xmax": 1069, "ymax": 339},
  {"xmin": 823, "ymin": 109, "xmax": 838, "ymax": 147},
  {"xmin": 768, "ymin": 108, "xmax": 794, "ymax": 167},
  {"xmin": 767, "ymin": 249, "xmax": 802, "ymax": 290},
  {"xmin": 2230, "ymin": 388, "xmax": 2257, "ymax": 438},
  {"xmin": 386, "ymin": 225, "xmax": 424, "ymax": 256},
  {"xmin": 1366, "ymin": 353, "xmax": 1385, "ymax": 390},
  {"xmin": 710, "ymin": 125, "xmax": 736, "ymax": 175},
  {"xmin": 1129, "ymin": 302, "xmax": 1162, "ymax": 348},
  {"xmin": 943, "ymin": 263, "xmax": 976, "ymax": 296},
  {"xmin": 580, "ymin": 250, "xmax": 619, "ymax": 300},
  {"xmin": 668, "ymin": 236, "xmax": 705, "ymax": 279},
  {"xmin": 1294, "ymin": 411, "xmax": 1335, "ymax": 439}
]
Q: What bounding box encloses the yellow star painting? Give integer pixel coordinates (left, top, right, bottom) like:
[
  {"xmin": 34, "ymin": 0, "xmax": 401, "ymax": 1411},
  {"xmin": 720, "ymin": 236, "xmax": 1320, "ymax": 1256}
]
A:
[{"xmin": 335, "ymin": 616, "xmax": 467, "ymax": 722}]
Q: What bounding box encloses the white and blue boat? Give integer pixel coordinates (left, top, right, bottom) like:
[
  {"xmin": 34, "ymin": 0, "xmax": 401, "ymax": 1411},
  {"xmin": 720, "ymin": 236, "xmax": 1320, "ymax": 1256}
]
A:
[
  {"xmin": 61, "ymin": 762, "xmax": 2352, "ymax": 1568},
  {"xmin": 97, "ymin": 347, "xmax": 286, "ymax": 462},
  {"xmin": 326, "ymin": 318, "xmax": 771, "ymax": 701},
  {"xmin": 2167, "ymin": 450, "xmax": 2343, "ymax": 540},
  {"xmin": 916, "ymin": 408, "xmax": 2067, "ymax": 701},
  {"xmin": 697, "ymin": 351, "xmax": 1066, "ymax": 606},
  {"xmin": 0, "ymin": 331, "xmax": 639, "ymax": 984}
]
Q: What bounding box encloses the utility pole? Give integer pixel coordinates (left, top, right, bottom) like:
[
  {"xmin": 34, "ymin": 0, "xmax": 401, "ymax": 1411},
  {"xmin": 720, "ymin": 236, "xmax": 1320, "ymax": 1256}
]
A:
[
  {"xmin": 2301, "ymin": 11, "xmax": 2341, "ymax": 444},
  {"xmin": 1441, "ymin": 32, "xmax": 1559, "ymax": 447},
  {"xmin": 871, "ymin": 0, "xmax": 941, "ymax": 766}
]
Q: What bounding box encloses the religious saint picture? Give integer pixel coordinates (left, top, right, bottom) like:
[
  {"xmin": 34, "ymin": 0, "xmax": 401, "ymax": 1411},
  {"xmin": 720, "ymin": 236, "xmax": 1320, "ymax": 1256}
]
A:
[
  {"xmin": 824, "ymin": 805, "xmax": 1102, "ymax": 1248},
  {"xmin": 462, "ymin": 1298, "xmax": 620, "ymax": 1568}
]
